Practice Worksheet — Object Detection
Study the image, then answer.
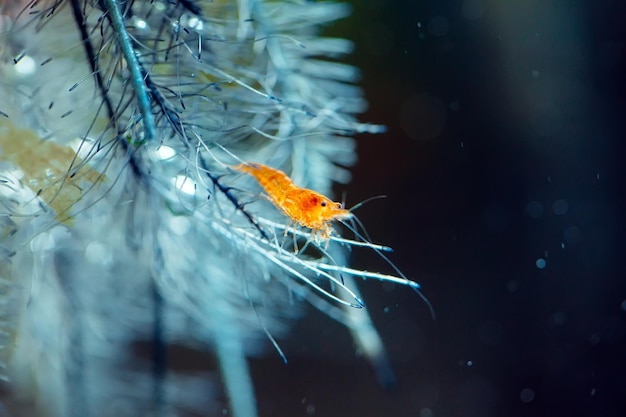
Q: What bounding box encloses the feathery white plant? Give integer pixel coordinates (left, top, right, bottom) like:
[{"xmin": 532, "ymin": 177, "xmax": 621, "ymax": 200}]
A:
[{"xmin": 0, "ymin": 1, "xmax": 425, "ymax": 416}]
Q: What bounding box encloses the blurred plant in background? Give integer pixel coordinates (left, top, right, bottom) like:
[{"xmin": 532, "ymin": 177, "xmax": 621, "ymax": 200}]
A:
[{"xmin": 0, "ymin": 1, "xmax": 414, "ymax": 416}]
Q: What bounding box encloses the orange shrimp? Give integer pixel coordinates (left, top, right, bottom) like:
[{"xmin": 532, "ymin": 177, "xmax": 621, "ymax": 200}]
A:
[{"xmin": 233, "ymin": 162, "xmax": 352, "ymax": 240}]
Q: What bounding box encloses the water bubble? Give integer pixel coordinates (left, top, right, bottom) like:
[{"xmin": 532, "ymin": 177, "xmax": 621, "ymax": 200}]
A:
[
  {"xmin": 420, "ymin": 408, "xmax": 434, "ymax": 417},
  {"xmin": 14, "ymin": 55, "xmax": 36, "ymax": 76},
  {"xmin": 156, "ymin": 145, "xmax": 176, "ymax": 160},
  {"xmin": 535, "ymin": 258, "xmax": 546, "ymax": 269},
  {"xmin": 188, "ymin": 17, "xmax": 204, "ymax": 31},
  {"xmin": 86, "ymin": 241, "xmax": 112, "ymax": 265},
  {"xmin": 552, "ymin": 199, "xmax": 568, "ymax": 215},
  {"xmin": 133, "ymin": 18, "xmax": 148, "ymax": 30},
  {"xmin": 520, "ymin": 388, "xmax": 535, "ymax": 403},
  {"xmin": 172, "ymin": 175, "xmax": 196, "ymax": 195}
]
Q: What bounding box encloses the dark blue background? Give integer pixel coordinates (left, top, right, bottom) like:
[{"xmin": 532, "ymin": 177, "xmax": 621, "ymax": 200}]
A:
[{"xmin": 254, "ymin": 1, "xmax": 626, "ymax": 417}]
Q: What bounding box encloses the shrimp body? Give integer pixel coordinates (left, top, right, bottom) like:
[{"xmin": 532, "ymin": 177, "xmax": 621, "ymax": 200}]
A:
[{"xmin": 234, "ymin": 163, "xmax": 351, "ymax": 239}]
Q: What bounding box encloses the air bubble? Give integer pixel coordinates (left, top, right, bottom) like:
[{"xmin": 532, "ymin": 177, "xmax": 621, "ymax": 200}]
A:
[
  {"xmin": 172, "ymin": 175, "xmax": 196, "ymax": 195},
  {"xmin": 420, "ymin": 408, "xmax": 434, "ymax": 417},
  {"xmin": 535, "ymin": 258, "xmax": 546, "ymax": 269},
  {"xmin": 552, "ymin": 199, "xmax": 568, "ymax": 215},
  {"xmin": 156, "ymin": 145, "xmax": 176, "ymax": 160},
  {"xmin": 14, "ymin": 55, "xmax": 36, "ymax": 76},
  {"xmin": 520, "ymin": 387, "xmax": 535, "ymax": 403},
  {"xmin": 85, "ymin": 241, "xmax": 112, "ymax": 265},
  {"xmin": 188, "ymin": 17, "xmax": 204, "ymax": 31},
  {"xmin": 134, "ymin": 18, "xmax": 147, "ymax": 30}
]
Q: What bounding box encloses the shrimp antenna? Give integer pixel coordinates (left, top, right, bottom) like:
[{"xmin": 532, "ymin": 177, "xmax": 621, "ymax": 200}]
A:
[
  {"xmin": 412, "ymin": 287, "xmax": 436, "ymax": 320},
  {"xmin": 349, "ymin": 195, "xmax": 387, "ymax": 212},
  {"xmin": 343, "ymin": 214, "xmax": 376, "ymax": 249},
  {"xmin": 339, "ymin": 220, "xmax": 436, "ymax": 320}
]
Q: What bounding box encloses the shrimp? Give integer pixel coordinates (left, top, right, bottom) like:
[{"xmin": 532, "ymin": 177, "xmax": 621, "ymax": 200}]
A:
[
  {"xmin": 235, "ymin": 162, "xmax": 437, "ymax": 318},
  {"xmin": 233, "ymin": 162, "xmax": 352, "ymax": 240}
]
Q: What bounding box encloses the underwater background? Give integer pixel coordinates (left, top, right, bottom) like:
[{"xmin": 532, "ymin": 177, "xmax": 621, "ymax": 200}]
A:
[
  {"xmin": 1, "ymin": 0, "xmax": 625, "ymax": 417},
  {"xmin": 258, "ymin": 1, "xmax": 626, "ymax": 417}
]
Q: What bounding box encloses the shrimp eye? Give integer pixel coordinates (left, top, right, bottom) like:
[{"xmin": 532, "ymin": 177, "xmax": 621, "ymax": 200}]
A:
[
  {"xmin": 320, "ymin": 201, "xmax": 327, "ymax": 207},
  {"xmin": 336, "ymin": 202, "xmax": 343, "ymax": 209}
]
